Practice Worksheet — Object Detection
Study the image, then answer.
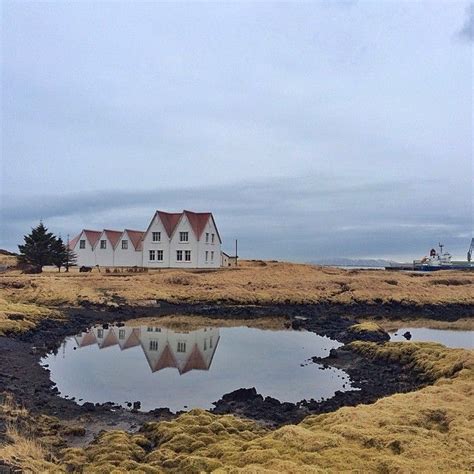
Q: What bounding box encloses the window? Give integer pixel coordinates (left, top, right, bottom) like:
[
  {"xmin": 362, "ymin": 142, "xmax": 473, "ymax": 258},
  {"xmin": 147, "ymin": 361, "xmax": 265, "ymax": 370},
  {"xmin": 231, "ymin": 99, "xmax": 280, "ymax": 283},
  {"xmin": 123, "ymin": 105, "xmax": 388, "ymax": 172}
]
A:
[
  {"xmin": 121, "ymin": 240, "xmax": 128, "ymax": 250},
  {"xmin": 79, "ymin": 240, "xmax": 86, "ymax": 249},
  {"xmin": 185, "ymin": 250, "xmax": 191, "ymax": 261},
  {"xmin": 206, "ymin": 233, "xmax": 209, "ymax": 243},
  {"xmin": 149, "ymin": 340, "xmax": 158, "ymax": 351},
  {"xmin": 149, "ymin": 250, "xmax": 156, "ymax": 261},
  {"xmin": 119, "ymin": 329, "xmax": 126, "ymax": 339},
  {"xmin": 179, "ymin": 231, "xmax": 188, "ymax": 242},
  {"xmin": 157, "ymin": 250, "xmax": 163, "ymax": 261},
  {"xmin": 100, "ymin": 240, "xmax": 107, "ymax": 249},
  {"xmin": 205, "ymin": 251, "xmax": 208, "ymax": 262},
  {"xmin": 210, "ymin": 336, "xmax": 213, "ymax": 348},
  {"xmin": 211, "ymin": 233, "xmax": 215, "ymax": 243},
  {"xmin": 211, "ymin": 251, "xmax": 214, "ymax": 261},
  {"xmin": 97, "ymin": 329, "xmax": 104, "ymax": 338},
  {"xmin": 176, "ymin": 250, "xmax": 183, "ymax": 261},
  {"xmin": 204, "ymin": 339, "xmax": 207, "ymax": 350},
  {"xmin": 152, "ymin": 231, "xmax": 161, "ymax": 242},
  {"xmin": 154, "ymin": 327, "xmax": 161, "ymax": 332},
  {"xmin": 177, "ymin": 341, "xmax": 186, "ymax": 353},
  {"xmin": 147, "ymin": 327, "xmax": 153, "ymax": 332}
]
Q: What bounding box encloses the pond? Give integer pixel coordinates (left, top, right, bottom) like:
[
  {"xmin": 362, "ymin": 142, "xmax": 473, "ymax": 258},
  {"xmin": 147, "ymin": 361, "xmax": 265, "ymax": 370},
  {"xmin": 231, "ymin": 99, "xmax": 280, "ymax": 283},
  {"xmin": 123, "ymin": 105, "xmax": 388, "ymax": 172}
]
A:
[
  {"xmin": 389, "ymin": 328, "xmax": 474, "ymax": 349},
  {"xmin": 41, "ymin": 323, "xmax": 353, "ymax": 412}
]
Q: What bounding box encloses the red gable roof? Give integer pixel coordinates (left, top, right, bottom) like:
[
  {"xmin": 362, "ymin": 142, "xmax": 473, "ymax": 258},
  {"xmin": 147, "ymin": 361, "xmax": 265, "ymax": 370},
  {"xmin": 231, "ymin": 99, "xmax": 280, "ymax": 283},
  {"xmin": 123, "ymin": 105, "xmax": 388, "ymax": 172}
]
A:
[
  {"xmin": 157, "ymin": 211, "xmax": 182, "ymax": 238},
  {"xmin": 84, "ymin": 230, "xmax": 102, "ymax": 248},
  {"xmin": 125, "ymin": 229, "xmax": 145, "ymax": 250},
  {"xmin": 183, "ymin": 210, "xmax": 212, "ymax": 241},
  {"xmin": 68, "ymin": 235, "xmax": 80, "ymax": 250},
  {"xmin": 103, "ymin": 230, "xmax": 122, "ymax": 249}
]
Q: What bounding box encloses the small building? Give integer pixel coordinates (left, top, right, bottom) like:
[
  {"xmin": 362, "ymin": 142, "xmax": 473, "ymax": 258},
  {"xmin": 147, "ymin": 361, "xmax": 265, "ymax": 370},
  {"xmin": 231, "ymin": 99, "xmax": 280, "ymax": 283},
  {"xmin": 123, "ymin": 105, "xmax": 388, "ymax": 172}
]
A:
[{"xmin": 221, "ymin": 252, "xmax": 238, "ymax": 267}]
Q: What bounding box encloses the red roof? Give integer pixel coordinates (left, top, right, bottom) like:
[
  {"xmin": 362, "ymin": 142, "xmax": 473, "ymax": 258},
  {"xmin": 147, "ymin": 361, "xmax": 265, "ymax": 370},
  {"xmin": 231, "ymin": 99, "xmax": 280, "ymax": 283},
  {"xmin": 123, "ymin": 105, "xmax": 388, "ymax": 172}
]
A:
[
  {"xmin": 68, "ymin": 235, "xmax": 79, "ymax": 250},
  {"xmin": 100, "ymin": 329, "xmax": 118, "ymax": 348},
  {"xmin": 122, "ymin": 328, "xmax": 141, "ymax": 350},
  {"xmin": 157, "ymin": 211, "xmax": 182, "ymax": 238},
  {"xmin": 103, "ymin": 230, "xmax": 122, "ymax": 249},
  {"xmin": 183, "ymin": 210, "xmax": 212, "ymax": 241},
  {"xmin": 84, "ymin": 230, "xmax": 102, "ymax": 248},
  {"xmin": 124, "ymin": 229, "xmax": 145, "ymax": 250}
]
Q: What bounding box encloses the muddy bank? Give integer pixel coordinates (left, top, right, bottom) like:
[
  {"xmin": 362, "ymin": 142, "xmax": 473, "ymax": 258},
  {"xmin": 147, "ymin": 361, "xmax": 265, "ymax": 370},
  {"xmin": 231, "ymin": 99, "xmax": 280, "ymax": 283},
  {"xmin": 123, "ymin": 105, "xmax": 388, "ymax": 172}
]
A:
[
  {"xmin": 0, "ymin": 301, "xmax": 471, "ymax": 434},
  {"xmin": 211, "ymin": 344, "xmax": 423, "ymax": 426}
]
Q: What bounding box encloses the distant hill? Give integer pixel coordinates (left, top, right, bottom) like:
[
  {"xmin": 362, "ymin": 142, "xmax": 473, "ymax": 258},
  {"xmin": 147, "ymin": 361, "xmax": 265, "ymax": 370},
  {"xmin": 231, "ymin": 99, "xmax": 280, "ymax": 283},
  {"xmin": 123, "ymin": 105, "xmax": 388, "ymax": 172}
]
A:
[{"xmin": 310, "ymin": 257, "xmax": 395, "ymax": 267}]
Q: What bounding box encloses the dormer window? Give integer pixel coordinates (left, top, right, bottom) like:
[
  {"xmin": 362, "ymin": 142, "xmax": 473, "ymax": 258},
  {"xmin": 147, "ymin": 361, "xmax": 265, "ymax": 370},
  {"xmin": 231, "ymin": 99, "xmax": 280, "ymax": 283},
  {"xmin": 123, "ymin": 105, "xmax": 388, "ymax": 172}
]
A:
[
  {"xmin": 100, "ymin": 240, "xmax": 107, "ymax": 249},
  {"xmin": 152, "ymin": 231, "xmax": 161, "ymax": 242},
  {"xmin": 179, "ymin": 232, "xmax": 188, "ymax": 242},
  {"xmin": 211, "ymin": 233, "xmax": 215, "ymax": 243},
  {"xmin": 79, "ymin": 240, "xmax": 86, "ymax": 249},
  {"xmin": 206, "ymin": 233, "xmax": 209, "ymax": 243}
]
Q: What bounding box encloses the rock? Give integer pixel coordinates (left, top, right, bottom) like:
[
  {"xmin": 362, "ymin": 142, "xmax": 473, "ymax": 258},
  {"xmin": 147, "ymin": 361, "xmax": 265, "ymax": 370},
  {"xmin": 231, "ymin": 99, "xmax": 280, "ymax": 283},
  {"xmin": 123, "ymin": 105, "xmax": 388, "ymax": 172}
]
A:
[
  {"xmin": 403, "ymin": 331, "xmax": 412, "ymax": 340},
  {"xmin": 82, "ymin": 402, "xmax": 96, "ymax": 412},
  {"xmin": 222, "ymin": 387, "xmax": 261, "ymax": 402},
  {"xmin": 133, "ymin": 401, "xmax": 141, "ymax": 410}
]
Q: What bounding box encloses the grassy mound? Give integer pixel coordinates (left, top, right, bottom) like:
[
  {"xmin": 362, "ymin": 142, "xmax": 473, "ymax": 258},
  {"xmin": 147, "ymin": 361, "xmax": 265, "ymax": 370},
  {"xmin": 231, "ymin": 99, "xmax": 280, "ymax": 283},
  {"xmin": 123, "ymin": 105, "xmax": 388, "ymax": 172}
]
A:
[{"xmin": 53, "ymin": 342, "xmax": 473, "ymax": 473}]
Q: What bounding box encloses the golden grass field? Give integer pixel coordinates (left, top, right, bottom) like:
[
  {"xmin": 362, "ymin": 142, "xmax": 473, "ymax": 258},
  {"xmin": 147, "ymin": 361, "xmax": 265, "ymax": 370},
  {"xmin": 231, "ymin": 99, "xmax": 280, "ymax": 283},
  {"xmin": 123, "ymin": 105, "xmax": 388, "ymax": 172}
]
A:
[
  {"xmin": 0, "ymin": 259, "xmax": 473, "ymax": 334},
  {"xmin": 0, "ymin": 259, "xmax": 473, "ymax": 472},
  {"xmin": 2, "ymin": 341, "xmax": 472, "ymax": 473}
]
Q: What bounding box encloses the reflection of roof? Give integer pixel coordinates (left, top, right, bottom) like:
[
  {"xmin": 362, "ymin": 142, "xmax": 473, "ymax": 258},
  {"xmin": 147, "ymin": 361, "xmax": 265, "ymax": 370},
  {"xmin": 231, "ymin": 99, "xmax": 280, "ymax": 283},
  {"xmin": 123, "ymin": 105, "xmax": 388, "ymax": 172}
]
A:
[
  {"xmin": 75, "ymin": 325, "xmax": 219, "ymax": 375},
  {"xmin": 122, "ymin": 328, "xmax": 141, "ymax": 349},
  {"xmin": 182, "ymin": 343, "xmax": 208, "ymax": 373},
  {"xmin": 153, "ymin": 344, "xmax": 178, "ymax": 372},
  {"xmin": 100, "ymin": 329, "xmax": 118, "ymax": 348},
  {"xmin": 74, "ymin": 331, "xmax": 97, "ymax": 346}
]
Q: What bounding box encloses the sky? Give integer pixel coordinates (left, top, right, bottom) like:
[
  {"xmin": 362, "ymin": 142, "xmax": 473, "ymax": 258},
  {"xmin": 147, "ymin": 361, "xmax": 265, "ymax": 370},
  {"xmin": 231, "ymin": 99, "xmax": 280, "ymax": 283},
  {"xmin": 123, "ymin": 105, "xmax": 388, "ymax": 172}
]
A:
[{"xmin": 1, "ymin": 1, "xmax": 473, "ymax": 261}]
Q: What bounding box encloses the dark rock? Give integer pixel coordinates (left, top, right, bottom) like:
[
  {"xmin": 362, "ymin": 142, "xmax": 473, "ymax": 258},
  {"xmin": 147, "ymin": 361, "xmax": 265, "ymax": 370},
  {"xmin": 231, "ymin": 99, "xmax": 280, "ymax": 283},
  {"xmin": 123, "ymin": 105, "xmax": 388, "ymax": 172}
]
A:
[
  {"xmin": 133, "ymin": 401, "xmax": 141, "ymax": 410},
  {"xmin": 403, "ymin": 331, "xmax": 412, "ymax": 340}
]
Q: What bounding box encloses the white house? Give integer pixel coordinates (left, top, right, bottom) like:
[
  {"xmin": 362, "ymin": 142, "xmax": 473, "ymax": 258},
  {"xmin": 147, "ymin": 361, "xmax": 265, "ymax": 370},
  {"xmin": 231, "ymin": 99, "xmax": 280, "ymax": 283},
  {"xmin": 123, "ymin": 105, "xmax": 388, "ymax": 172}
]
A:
[{"xmin": 69, "ymin": 209, "xmax": 223, "ymax": 269}]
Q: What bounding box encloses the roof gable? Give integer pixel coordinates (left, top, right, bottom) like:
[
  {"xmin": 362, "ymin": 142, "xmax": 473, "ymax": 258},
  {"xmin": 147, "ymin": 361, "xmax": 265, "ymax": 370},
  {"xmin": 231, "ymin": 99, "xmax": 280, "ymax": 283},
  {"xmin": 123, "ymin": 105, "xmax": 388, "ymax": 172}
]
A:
[
  {"xmin": 183, "ymin": 210, "xmax": 211, "ymax": 241},
  {"xmin": 157, "ymin": 211, "xmax": 182, "ymax": 238},
  {"xmin": 103, "ymin": 230, "xmax": 123, "ymax": 249},
  {"xmin": 124, "ymin": 229, "xmax": 145, "ymax": 250},
  {"xmin": 83, "ymin": 230, "xmax": 102, "ymax": 248}
]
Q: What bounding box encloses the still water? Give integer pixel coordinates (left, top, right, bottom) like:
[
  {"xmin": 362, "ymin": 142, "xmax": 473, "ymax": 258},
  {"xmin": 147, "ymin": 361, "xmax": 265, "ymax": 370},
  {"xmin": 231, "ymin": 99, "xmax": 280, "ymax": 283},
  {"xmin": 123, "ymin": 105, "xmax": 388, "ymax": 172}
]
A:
[
  {"xmin": 41, "ymin": 323, "xmax": 353, "ymax": 412},
  {"xmin": 389, "ymin": 328, "xmax": 474, "ymax": 349}
]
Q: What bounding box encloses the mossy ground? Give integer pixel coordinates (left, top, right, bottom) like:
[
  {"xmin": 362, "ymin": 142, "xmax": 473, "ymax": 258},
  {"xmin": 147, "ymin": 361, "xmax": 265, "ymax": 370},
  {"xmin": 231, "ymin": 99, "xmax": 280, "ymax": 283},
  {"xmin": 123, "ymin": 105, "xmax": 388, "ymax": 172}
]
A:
[{"xmin": 3, "ymin": 342, "xmax": 470, "ymax": 473}]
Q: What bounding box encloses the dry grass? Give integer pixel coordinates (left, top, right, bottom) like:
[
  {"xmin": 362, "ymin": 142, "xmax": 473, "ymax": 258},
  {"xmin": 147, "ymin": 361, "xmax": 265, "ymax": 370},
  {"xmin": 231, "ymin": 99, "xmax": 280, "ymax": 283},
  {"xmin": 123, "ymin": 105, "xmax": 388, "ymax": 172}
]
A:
[
  {"xmin": 365, "ymin": 317, "xmax": 474, "ymax": 331},
  {"xmin": 0, "ymin": 394, "xmax": 63, "ymax": 472},
  {"xmin": 1, "ymin": 260, "xmax": 472, "ymax": 309},
  {"xmin": 126, "ymin": 314, "xmax": 288, "ymax": 331},
  {"xmin": 57, "ymin": 342, "xmax": 474, "ymax": 473}
]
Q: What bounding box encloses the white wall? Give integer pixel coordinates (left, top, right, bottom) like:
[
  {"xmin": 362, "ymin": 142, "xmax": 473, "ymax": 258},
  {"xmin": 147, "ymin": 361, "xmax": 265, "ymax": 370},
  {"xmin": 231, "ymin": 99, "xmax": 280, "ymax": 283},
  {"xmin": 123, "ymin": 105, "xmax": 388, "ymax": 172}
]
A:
[
  {"xmin": 168, "ymin": 214, "xmax": 199, "ymax": 269},
  {"xmin": 73, "ymin": 231, "xmax": 96, "ymax": 267},
  {"xmin": 94, "ymin": 231, "xmax": 115, "ymax": 267},
  {"xmin": 197, "ymin": 218, "xmax": 222, "ymax": 268},
  {"xmin": 114, "ymin": 231, "xmax": 142, "ymax": 267},
  {"xmin": 141, "ymin": 214, "xmax": 170, "ymax": 268}
]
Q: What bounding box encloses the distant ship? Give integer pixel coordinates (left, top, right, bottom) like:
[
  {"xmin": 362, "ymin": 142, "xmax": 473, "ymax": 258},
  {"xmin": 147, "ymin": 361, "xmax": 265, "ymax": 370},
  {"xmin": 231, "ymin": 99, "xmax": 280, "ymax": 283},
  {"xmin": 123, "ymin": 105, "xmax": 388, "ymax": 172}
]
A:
[{"xmin": 386, "ymin": 241, "xmax": 474, "ymax": 272}]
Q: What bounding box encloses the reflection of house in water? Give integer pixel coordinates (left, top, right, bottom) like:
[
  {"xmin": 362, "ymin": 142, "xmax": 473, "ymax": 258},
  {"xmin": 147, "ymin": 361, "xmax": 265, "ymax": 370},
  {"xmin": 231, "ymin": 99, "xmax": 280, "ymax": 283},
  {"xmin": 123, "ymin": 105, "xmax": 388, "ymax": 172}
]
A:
[{"xmin": 74, "ymin": 326, "xmax": 220, "ymax": 374}]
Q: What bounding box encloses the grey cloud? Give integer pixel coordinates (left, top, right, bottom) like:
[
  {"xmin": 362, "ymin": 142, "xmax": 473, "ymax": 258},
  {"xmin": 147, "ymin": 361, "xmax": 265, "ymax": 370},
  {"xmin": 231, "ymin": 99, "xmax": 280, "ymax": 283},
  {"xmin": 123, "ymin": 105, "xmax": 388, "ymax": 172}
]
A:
[
  {"xmin": 458, "ymin": 4, "xmax": 474, "ymax": 41},
  {"xmin": 1, "ymin": 175, "xmax": 471, "ymax": 260}
]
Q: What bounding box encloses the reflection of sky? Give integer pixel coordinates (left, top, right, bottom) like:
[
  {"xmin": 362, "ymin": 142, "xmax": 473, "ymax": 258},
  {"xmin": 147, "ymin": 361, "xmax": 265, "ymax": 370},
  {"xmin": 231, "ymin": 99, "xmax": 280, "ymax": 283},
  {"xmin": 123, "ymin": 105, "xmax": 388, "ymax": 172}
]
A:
[
  {"xmin": 389, "ymin": 328, "xmax": 474, "ymax": 349},
  {"xmin": 42, "ymin": 327, "xmax": 351, "ymax": 411}
]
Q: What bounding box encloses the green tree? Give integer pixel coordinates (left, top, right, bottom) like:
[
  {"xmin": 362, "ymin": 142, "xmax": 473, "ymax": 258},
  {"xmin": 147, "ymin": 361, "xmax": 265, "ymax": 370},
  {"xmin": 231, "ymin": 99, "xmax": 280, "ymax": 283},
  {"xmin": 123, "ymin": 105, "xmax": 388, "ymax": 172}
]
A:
[
  {"xmin": 51, "ymin": 236, "xmax": 68, "ymax": 272},
  {"xmin": 64, "ymin": 237, "xmax": 77, "ymax": 272},
  {"xmin": 18, "ymin": 222, "xmax": 56, "ymax": 272}
]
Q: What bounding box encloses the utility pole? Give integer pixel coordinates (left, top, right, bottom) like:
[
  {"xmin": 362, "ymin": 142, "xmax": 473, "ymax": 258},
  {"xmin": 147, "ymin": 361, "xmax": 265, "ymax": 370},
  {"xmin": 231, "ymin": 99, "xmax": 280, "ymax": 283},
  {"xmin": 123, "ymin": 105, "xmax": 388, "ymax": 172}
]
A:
[{"xmin": 235, "ymin": 239, "xmax": 238, "ymax": 267}]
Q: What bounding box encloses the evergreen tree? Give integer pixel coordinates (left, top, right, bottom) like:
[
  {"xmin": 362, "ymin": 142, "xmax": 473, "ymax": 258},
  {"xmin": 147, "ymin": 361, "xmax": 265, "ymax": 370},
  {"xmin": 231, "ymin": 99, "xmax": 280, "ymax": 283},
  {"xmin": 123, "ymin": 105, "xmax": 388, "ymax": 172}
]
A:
[
  {"xmin": 18, "ymin": 222, "xmax": 56, "ymax": 272},
  {"xmin": 51, "ymin": 236, "xmax": 68, "ymax": 272},
  {"xmin": 64, "ymin": 237, "xmax": 77, "ymax": 272}
]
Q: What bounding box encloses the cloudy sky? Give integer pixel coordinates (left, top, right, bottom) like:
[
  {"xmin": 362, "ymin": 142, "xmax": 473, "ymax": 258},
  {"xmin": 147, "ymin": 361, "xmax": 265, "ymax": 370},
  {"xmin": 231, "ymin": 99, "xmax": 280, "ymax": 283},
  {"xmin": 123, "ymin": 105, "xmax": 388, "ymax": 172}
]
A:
[{"xmin": 1, "ymin": 1, "xmax": 472, "ymax": 261}]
